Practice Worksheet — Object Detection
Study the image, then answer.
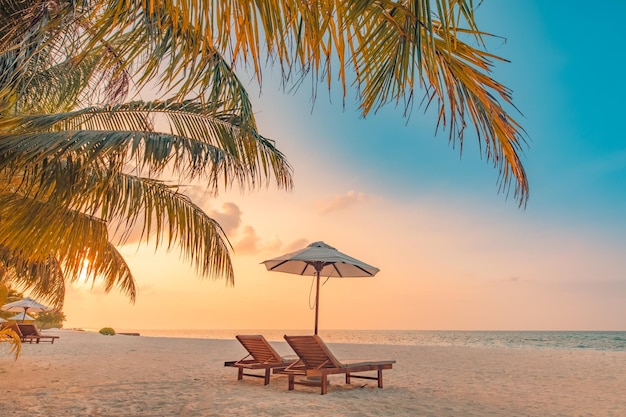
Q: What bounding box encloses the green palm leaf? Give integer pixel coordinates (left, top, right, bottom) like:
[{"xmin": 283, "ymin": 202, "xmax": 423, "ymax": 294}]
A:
[
  {"xmin": 0, "ymin": 100, "xmax": 292, "ymax": 191},
  {"xmin": 0, "ymin": 327, "xmax": 21, "ymax": 359},
  {"xmin": 0, "ymin": 248, "xmax": 65, "ymax": 308},
  {"xmin": 103, "ymin": 173, "xmax": 234, "ymax": 283},
  {"xmin": 0, "ymin": 195, "xmax": 136, "ymax": 302}
]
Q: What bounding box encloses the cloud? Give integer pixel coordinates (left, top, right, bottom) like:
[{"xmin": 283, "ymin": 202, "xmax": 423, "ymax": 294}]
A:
[
  {"xmin": 283, "ymin": 238, "xmax": 309, "ymax": 253},
  {"xmin": 233, "ymin": 229, "xmax": 309, "ymax": 257},
  {"xmin": 177, "ymin": 185, "xmax": 244, "ymax": 234},
  {"xmin": 178, "ymin": 184, "xmax": 215, "ymax": 208},
  {"xmin": 234, "ymin": 226, "xmax": 262, "ymax": 255},
  {"xmin": 208, "ymin": 202, "xmax": 242, "ymax": 235},
  {"xmin": 110, "ymin": 188, "xmax": 308, "ymax": 261},
  {"xmin": 315, "ymin": 190, "xmax": 374, "ymax": 214}
]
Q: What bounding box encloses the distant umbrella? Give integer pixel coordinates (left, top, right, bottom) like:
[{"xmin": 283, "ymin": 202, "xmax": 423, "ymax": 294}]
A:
[
  {"xmin": 1, "ymin": 297, "xmax": 50, "ymax": 323},
  {"xmin": 262, "ymin": 241, "xmax": 379, "ymax": 335},
  {"xmin": 7, "ymin": 312, "xmax": 35, "ymax": 322}
]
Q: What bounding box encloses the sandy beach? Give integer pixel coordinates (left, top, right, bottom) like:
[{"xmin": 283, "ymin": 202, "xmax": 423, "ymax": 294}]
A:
[{"xmin": 1, "ymin": 329, "xmax": 625, "ymax": 417}]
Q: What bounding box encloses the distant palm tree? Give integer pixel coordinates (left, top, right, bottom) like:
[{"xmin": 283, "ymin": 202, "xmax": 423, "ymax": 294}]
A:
[{"xmin": 0, "ymin": 1, "xmax": 527, "ymax": 310}]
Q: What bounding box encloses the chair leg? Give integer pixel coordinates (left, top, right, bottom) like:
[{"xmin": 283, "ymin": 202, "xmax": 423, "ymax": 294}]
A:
[
  {"xmin": 345, "ymin": 372, "xmax": 351, "ymax": 384},
  {"xmin": 264, "ymin": 369, "xmax": 270, "ymax": 385},
  {"xmin": 321, "ymin": 375, "xmax": 328, "ymax": 395},
  {"xmin": 377, "ymin": 369, "xmax": 383, "ymax": 388},
  {"xmin": 237, "ymin": 368, "xmax": 243, "ymax": 381}
]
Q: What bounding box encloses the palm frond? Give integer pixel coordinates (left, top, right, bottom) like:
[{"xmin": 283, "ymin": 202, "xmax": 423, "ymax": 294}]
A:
[
  {"xmin": 0, "ymin": 327, "xmax": 21, "ymax": 359},
  {"xmin": 341, "ymin": 1, "xmax": 528, "ymax": 204},
  {"xmin": 0, "ymin": 248, "xmax": 66, "ymax": 308},
  {"xmin": 0, "ymin": 167, "xmax": 234, "ymax": 287},
  {"xmin": 82, "ymin": 5, "xmax": 260, "ymax": 130},
  {"xmin": 0, "ymin": 0, "xmax": 85, "ymax": 112},
  {"xmin": 104, "ymin": 173, "xmax": 234, "ymax": 283},
  {"xmin": 0, "ymin": 194, "xmax": 136, "ymax": 302},
  {"xmin": 0, "ymin": 100, "xmax": 293, "ymax": 191}
]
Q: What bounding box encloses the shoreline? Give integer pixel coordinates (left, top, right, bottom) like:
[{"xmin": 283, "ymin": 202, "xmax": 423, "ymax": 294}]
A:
[
  {"xmin": 61, "ymin": 327, "xmax": 626, "ymax": 352},
  {"xmin": 1, "ymin": 329, "xmax": 625, "ymax": 416}
]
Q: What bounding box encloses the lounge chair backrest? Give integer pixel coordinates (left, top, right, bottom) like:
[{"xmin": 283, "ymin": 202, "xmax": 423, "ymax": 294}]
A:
[
  {"xmin": 236, "ymin": 335, "xmax": 283, "ymax": 364},
  {"xmin": 283, "ymin": 335, "xmax": 343, "ymax": 369},
  {"xmin": 17, "ymin": 324, "xmax": 40, "ymax": 337},
  {"xmin": 4, "ymin": 322, "xmax": 23, "ymax": 336}
]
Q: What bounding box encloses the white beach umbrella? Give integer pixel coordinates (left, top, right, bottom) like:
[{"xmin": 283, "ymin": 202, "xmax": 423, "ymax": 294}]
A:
[
  {"xmin": 262, "ymin": 241, "xmax": 379, "ymax": 335},
  {"xmin": 7, "ymin": 312, "xmax": 35, "ymax": 322},
  {"xmin": 1, "ymin": 297, "xmax": 50, "ymax": 322}
]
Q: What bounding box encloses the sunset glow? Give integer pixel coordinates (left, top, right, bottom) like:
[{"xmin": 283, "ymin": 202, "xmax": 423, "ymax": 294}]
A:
[{"xmin": 58, "ymin": 1, "xmax": 626, "ymax": 332}]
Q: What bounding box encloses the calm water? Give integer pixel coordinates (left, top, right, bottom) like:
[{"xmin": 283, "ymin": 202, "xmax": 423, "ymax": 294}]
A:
[{"xmin": 128, "ymin": 329, "xmax": 626, "ymax": 352}]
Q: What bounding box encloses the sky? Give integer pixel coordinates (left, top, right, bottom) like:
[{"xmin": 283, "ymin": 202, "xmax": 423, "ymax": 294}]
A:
[{"xmin": 60, "ymin": 1, "xmax": 626, "ymax": 331}]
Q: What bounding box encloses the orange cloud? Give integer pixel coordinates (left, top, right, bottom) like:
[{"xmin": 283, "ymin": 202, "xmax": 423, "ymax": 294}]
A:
[
  {"xmin": 282, "ymin": 238, "xmax": 309, "ymax": 253},
  {"xmin": 233, "ymin": 227, "xmax": 308, "ymax": 257},
  {"xmin": 233, "ymin": 225, "xmax": 261, "ymax": 255},
  {"xmin": 315, "ymin": 190, "xmax": 374, "ymax": 214},
  {"xmin": 208, "ymin": 202, "xmax": 242, "ymax": 235}
]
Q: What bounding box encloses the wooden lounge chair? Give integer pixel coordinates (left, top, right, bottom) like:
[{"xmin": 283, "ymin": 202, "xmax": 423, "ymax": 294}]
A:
[
  {"xmin": 2, "ymin": 323, "xmax": 36, "ymax": 344},
  {"xmin": 224, "ymin": 334, "xmax": 296, "ymax": 385},
  {"xmin": 280, "ymin": 335, "xmax": 395, "ymax": 395},
  {"xmin": 16, "ymin": 323, "xmax": 59, "ymax": 344}
]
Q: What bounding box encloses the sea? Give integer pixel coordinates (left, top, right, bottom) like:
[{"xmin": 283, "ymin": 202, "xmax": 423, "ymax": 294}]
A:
[{"xmin": 127, "ymin": 329, "xmax": 626, "ymax": 352}]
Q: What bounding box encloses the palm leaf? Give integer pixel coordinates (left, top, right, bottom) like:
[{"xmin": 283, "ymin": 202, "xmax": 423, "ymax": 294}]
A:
[
  {"xmin": 104, "ymin": 173, "xmax": 235, "ymax": 283},
  {"xmin": 0, "ymin": 195, "xmax": 137, "ymax": 302},
  {"xmin": 0, "ymin": 248, "xmax": 66, "ymax": 308},
  {"xmin": 0, "ymin": 327, "xmax": 21, "ymax": 359},
  {"xmin": 0, "ymin": 101, "xmax": 293, "ymax": 193}
]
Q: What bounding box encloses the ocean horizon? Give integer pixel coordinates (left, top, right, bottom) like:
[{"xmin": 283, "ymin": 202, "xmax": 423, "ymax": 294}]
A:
[{"xmin": 91, "ymin": 328, "xmax": 626, "ymax": 352}]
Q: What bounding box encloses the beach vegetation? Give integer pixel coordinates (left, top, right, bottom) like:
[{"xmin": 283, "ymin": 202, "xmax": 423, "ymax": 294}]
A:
[
  {"xmin": 35, "ymin": 310, "xmax": 66, "ymax": 330},
  {"xmin": 0, "ymin": 2, "xmax": 525, "ymax": 312},
  {"xmin": 99, "ymin": 327, "xmax": 116, "ymax": 336}
]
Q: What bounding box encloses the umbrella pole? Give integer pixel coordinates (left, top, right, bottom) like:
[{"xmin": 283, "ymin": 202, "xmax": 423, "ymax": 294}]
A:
[{"xmin": 314, "ymin": 270, "xmax": 320, "ymax": 335}]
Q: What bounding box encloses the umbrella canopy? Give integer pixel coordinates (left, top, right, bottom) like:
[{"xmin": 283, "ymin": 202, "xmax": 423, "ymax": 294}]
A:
[
  {"xmin": 7, "ymin": 312, "xmax": 35, "ymax": 322},
  {"xmin": 262, "ymin": 241, "xmax": 379, "ymax": 334},
  {"xmin": 1, "ymin": 297, "xmax": 50, "ymax": 322}
]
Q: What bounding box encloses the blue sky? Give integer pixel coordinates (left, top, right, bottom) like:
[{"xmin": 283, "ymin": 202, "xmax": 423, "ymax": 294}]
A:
[
  {"xmin": 256, "ymin": 1, "xmax": 626, "ymax": 222},
  {"xmin": 64, "ymin": 1, "xmax": 626, "ymax": 331},
  {"xmin": 252, "ymin": 2, "xmax": 625, "ymax": 233}
]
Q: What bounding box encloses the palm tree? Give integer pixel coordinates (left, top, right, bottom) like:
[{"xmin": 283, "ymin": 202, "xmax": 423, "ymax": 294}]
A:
[
  {"xmin": 0, "ymin": 1, "xmax": 527, "ymax": 312},
  {"xmin": 0, "ymin": 0, "xmax": 293, "ymax": 308}
]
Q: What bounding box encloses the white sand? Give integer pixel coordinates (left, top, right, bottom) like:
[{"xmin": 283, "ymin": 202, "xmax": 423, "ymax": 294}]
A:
[{"xmin": 1, "ymin": 329, "xmax": 625, "ymax": 416}]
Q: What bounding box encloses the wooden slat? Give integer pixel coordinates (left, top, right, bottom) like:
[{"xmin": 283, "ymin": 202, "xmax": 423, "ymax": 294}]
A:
[
  {"xmin": 228, "ymin": 335, "xmax": 294, "ymax": 385},
  {"xmin": 282, "ymin": 335, "xmax": 395, "ymax": 395},
  {"xmin": 236, "ymin": 334, "xmax": 283, "ymax": 364}
]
